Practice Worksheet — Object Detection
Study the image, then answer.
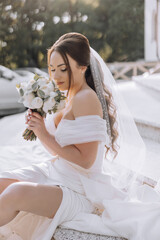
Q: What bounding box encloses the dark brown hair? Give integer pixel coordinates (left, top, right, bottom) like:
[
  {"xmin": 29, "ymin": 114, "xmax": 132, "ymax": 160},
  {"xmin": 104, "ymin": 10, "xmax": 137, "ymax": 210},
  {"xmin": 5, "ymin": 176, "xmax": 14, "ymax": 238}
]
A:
[{"xmin": 47, "ymin": 32, "xmax": 119, "ymax": 158}]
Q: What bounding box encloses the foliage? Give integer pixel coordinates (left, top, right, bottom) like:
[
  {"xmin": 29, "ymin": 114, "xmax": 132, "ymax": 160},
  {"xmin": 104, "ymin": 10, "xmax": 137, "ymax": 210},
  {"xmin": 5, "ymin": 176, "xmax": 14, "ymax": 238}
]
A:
[{"xmin": 0, "ymin": 0, "xmax": 144, "ymax": 68}]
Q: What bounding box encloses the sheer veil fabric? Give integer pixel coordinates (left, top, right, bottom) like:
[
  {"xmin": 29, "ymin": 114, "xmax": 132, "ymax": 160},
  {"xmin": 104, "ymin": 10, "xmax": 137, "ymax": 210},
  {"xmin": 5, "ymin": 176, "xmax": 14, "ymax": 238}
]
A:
[
  {"xmin": 90, "ymin": 47, "xmax": 146, "ymax": 195},
  {"xmin": 1, "ymin": 47, "xmax": 160, "ymax": 240}
]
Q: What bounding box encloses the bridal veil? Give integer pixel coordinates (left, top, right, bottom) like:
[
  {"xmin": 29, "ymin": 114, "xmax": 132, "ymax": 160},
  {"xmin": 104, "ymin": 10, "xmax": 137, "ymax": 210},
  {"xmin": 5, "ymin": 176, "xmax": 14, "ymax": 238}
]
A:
[{"xmin": 90, "ymin": 47, "xmax": 146, "ymax": 196}]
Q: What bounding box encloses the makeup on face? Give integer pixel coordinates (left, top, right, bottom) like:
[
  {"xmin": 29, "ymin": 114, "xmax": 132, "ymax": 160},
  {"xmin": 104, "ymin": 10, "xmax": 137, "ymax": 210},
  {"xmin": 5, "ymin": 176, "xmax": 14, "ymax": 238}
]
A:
[
  {"xmin": 49, "ymin": 51, "xmax": 85, "ymax": 93},
  {"xmin": 56, "ymin": 82, "xmax": 64, "ymax": 86}
]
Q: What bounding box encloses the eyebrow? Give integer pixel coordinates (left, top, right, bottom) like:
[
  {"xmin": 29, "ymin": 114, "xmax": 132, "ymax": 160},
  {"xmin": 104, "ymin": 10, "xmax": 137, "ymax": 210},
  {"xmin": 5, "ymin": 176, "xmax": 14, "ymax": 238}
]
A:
[{"xmin": 48, "ymin": 63, "xmax": 66, "ymax": 68}]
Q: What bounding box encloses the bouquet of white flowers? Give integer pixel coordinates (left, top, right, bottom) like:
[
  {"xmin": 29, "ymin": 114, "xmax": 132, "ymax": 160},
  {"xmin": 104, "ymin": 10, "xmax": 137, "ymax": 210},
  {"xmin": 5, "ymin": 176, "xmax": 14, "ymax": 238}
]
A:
[{"xmin": 16, "ymin": 73, "xmax": 66, "ymax": 141}]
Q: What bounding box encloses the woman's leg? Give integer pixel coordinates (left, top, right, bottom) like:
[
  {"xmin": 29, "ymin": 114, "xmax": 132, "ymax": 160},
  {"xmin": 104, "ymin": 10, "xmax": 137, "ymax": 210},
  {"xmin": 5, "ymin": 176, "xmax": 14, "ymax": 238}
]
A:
[
  {"xmin": 0, "ymin": 182, "xmax": 63, "ymax": 226},
  {"xmin": 0, "ymin": 178, "xmax": 20, "ymax": 194}
]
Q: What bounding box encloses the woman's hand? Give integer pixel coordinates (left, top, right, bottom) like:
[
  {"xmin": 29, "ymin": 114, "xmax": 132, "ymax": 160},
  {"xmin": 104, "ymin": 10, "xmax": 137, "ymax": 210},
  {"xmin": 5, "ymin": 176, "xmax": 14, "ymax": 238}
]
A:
[{"xmin": 26, "ymin": 109, "xmax": 48, "ymax": 140}]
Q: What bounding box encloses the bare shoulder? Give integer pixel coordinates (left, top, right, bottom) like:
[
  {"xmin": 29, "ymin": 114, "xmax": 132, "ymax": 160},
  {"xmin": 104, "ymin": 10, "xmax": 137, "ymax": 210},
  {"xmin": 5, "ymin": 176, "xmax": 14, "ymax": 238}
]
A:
[{"xmin": 72, "ymin": 89, "xmax": 103, "ymax": 118}]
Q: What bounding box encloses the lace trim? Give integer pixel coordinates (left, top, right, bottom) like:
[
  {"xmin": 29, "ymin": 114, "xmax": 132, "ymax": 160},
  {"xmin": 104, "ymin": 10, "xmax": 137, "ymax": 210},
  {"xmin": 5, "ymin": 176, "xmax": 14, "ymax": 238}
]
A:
[{"xmin": 52, "ymin": 226, "xmax": 127, "ymax": 240}]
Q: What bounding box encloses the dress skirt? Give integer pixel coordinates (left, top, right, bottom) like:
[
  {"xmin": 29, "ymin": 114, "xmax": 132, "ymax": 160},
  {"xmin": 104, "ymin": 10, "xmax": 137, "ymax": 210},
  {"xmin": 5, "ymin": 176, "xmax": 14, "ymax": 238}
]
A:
[{"xmin": 0, "ymin": 159, "xmax": 95, "ymax": 240}]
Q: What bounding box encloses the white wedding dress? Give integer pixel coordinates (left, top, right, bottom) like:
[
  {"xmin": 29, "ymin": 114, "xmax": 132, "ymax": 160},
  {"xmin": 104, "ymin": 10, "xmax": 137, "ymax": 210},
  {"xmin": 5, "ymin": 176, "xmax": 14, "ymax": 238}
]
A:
[{"xmin": 0, "ymin": 113, "xmax": 160, "ymax": 240}]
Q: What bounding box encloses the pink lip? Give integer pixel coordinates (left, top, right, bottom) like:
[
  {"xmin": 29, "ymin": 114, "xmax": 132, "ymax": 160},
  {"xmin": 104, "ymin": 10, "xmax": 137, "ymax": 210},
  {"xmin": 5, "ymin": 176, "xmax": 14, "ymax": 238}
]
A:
[{"xmin": 57, "ymin": 82, "xmax": 64, "ymax": 85}]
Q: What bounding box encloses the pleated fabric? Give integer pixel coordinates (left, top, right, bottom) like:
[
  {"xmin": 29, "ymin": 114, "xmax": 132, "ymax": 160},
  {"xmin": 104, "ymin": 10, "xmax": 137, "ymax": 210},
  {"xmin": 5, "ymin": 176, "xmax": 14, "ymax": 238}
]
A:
[
  {"xmin": 0, "ymin": 115, "xmax": 160, "ymax": 240},
  {"xmin": 54, "ymin": 115, "xmax": 108, "ymax": 147}
]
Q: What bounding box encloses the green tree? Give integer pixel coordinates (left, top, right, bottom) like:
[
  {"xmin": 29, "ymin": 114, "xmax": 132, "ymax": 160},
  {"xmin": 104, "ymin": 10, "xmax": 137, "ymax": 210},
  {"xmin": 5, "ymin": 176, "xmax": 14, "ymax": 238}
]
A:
[
  {"xmin": 97, "ymin": 0, "xmax": 144, "ymax": 61},
  {"xmin": 0, "ymin": 0, "xmax": 144, "ymax": 68}
]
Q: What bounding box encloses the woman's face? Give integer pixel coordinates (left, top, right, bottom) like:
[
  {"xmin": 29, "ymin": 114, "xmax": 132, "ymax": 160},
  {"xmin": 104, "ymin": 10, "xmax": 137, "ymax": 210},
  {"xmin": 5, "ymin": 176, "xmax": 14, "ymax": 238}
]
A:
[{"xmin": 49, "ymin": 51, "xmax": 84, "ymax": 91}]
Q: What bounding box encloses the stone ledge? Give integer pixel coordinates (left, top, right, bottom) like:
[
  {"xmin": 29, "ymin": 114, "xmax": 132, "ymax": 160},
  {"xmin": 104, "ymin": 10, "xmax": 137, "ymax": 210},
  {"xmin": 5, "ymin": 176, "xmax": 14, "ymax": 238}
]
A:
[
  {"xmin": 52, "ymin": 227, "xmax": 127, "ymax": 240},
  {"xmin": 135, "ymin": 119, "xmax": 160, "ymax": 143}
]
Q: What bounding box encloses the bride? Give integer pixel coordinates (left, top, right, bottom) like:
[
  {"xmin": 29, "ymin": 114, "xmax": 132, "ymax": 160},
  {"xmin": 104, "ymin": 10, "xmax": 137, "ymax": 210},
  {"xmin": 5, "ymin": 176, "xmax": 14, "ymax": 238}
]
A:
[{"xmin": 0, "ymin": 32, "xmax": 160, "ymax": 240}]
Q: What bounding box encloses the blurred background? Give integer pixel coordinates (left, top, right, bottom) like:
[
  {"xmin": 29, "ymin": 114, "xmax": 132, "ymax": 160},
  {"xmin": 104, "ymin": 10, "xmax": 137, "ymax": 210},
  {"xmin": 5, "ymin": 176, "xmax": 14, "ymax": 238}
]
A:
[
  {"xmin": 0, "ymin": 0, "xmax": 160, "ymax": 183},
  {"xmin": 0, "ymin": 0, "xmax": 144, "ymax": 68}
]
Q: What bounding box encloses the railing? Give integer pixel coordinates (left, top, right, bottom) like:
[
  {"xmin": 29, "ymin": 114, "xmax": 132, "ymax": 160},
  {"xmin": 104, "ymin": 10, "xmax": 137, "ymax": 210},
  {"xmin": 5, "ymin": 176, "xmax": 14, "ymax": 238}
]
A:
[{"xmin": 107, "ymin": 61, "xmax": 160, "ymax": 80}]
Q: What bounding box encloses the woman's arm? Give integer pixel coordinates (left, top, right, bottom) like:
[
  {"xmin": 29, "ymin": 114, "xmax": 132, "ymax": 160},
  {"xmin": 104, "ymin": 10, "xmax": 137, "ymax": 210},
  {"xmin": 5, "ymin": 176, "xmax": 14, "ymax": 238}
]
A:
[
  {"xmin": 38, "ymin": 133, "xmax": 99, "ymax": 169},
  {"xmin": 26, "ymin": 109, "xmax": 57, "ymax": 156},
  {"xmin": 28, "ymin": 90, "xmax": 103, "ymax": 169}
]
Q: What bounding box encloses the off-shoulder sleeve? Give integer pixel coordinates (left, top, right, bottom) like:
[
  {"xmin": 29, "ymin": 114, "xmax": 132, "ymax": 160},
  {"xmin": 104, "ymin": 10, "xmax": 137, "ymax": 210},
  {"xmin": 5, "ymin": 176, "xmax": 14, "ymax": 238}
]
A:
[{"xmin": 54, "ymin": 115, "xmax": 109, "ymax": 147}]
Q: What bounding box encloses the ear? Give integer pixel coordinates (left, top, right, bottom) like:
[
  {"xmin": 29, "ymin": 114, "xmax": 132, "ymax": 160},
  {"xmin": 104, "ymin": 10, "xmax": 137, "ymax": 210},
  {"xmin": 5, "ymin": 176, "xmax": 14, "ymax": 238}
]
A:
[{"xmin": 81, "ymin": 66, "xmax": 87, "ymax": 73}]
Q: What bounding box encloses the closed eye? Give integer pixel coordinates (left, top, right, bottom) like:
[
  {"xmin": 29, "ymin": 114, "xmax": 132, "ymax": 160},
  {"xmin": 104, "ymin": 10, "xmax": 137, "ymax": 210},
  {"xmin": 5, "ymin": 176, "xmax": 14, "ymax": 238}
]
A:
[
  {"xmin": 51, "ymin": 68, "xmax": 67, "ymax": 72},
  {"xmin": 61, "ymin": 68, "xmax": 67, "ymax": 72}
]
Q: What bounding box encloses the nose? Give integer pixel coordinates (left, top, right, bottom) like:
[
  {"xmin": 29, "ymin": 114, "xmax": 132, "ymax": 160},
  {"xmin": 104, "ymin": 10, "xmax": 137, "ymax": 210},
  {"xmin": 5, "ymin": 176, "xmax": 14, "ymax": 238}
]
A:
[{"xmin": 51, "ymin": 70, "xmax": 60, "ymax": 81}]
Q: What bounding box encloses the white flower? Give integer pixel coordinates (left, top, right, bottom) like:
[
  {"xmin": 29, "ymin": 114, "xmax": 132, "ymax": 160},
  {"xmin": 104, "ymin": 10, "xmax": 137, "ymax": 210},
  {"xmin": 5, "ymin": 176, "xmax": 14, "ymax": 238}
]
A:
[
  {"xmin": 47, "ymin": 81, "xmax": 55, "ymax": 92},
  {"xmin": 26, "ymin": 79, "xmax": 36, "ymax": 92},
  {"xmin": 57, "ymin": 100, "xmax": 66, "ymax": 112},
  {"xmin": 43, "ymin": 97, "xmax": 56, "ymax": 113},
  {"xmin": 20, "ymin": 81, "xmax": 27, "ymax": 91},
  {"xmin": 37, "ymin": 77, "xmax": 48, "ymax": 87},
  {"xmin": 16, "ymin": 82, "xmax": 27, "ymax": 96},
  {"xmin": 23, "ymin": 93, "xmax": 35, "ymax": 108},
  {"xmin": 31, "ymin": 97, "xmax": 43, "ymax": 109},
  {"xmin": 27, "ymin": 79, "xmax": 36, "ymax": 86},
  {"xmin": 39, "ymin": 85, "xmax": 51, "ymax": 96},
  {"xmin": 50, "ymin": 91, "xmax": 58, "ymax": 98}
]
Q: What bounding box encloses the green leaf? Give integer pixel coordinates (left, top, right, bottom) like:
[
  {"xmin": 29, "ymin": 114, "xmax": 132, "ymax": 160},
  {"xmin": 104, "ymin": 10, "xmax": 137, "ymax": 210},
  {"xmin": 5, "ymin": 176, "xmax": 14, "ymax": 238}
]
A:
[
  {"xmin": 61, "ymin": 95, "xmax": 66, "ymax": 100},
  {"xmin": 51, "ymin": 81, "xmax": 55, "ymax": 88},
  {"xmin": 54, "ymin": 96, "xmax": 60, "ymax": 102},
  {"xmin": 53, "ymin": 106, "xmax": 58, "ymax": 113},
  {"xmin": 41, "ymin": 111, "xmax": 46, "ymax": 118},
  {"xmin": 37, "ymin": 89, "xmax": 45, "ymax": 98},
  {"xmin": 19, "ymin": 88, "xmax": 24, "ymax": 96},
  {"xmin": 32, "ymin": 82, "xmax": 38, "ymax": 91},
  {"xmin": 34, "ymin": 73, "xmax": 40, "ymax": 81},
  {"xmin": 44, "ymin": 96, "xmax": 50, "ymax": 102}
]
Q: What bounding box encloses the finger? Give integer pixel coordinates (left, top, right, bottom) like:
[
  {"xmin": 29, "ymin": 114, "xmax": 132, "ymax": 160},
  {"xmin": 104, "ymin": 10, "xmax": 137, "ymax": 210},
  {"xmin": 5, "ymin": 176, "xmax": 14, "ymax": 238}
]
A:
[
  {"xmin": 28, "ymin": 121, "xmax": 34, "ymax": 126},
  {"xmin": 27, "ymin": 119, "xmax": 36, "ymax": 126},
  {"xmin": 25, "ymin": 114, "xmax": 32, "ymax": 123},
  {"xmin": 25, "ymin": 109, "xmax": 32, "ymax": 121},
  {"xmin": 25, "ymin": 111, "xmax": 30, "ymax": 119},
  {"xmin": 26, "ymin": 109, "xmax": 31, "ymax": 117},
  {"xmin": 28, "ymin": 109, "xmax": 32, "ymax": 114},
  {"xmin": 29, "ymin": 116, "xmax": 42, "ymax": 123},
  {"xmin": 28, "ymin": 115, "xmax": 43, "ymax": 126},
  {"xmin": 28, "ymin": 119, "xmax": 38, "ymax": 127},
  {"xmin": 32, "ymin": 112, "xmax": 42, "ymax": 119},
  {"xmin": 27, "ymin": 126, "xmax": 34, "ymax": 130}
]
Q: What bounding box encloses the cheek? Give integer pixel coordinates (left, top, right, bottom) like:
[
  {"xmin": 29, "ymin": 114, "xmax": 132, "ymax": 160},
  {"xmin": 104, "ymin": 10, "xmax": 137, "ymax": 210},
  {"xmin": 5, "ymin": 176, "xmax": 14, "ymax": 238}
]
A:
[
  {"xmin": 64, "ymin": 73, "xmax": 70, "ymax": 85},
  {"xmin": 50, "ymin": 72, "xmax": 54, "ymax": 79},
  {"xmin": 59, "ymin": 73, "xmax": 70, "ymax": 90}
]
